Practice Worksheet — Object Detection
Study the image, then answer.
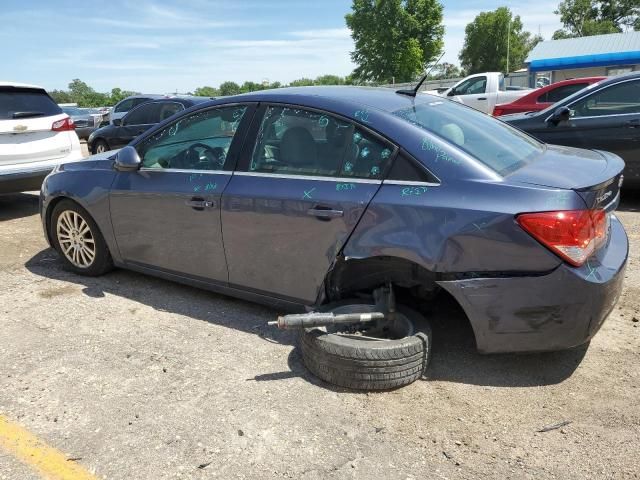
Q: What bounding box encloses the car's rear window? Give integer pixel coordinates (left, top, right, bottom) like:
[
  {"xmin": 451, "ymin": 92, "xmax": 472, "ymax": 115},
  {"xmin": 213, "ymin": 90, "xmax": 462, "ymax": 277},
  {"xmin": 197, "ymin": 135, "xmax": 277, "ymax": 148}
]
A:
[
  {"xmin": 0, "ymin": 87, "xmax": 62, "ymax": 120},
  {"xmin": 393, "ymin": 99, "xmax": 544, "ymax": 175}
]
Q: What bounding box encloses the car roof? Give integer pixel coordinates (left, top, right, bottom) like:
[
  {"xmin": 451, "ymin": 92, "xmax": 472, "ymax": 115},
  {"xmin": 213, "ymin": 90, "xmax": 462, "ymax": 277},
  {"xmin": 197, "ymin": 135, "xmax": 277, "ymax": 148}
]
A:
[
  {"xmin": 0, "ymin": 81, "xmax": 45, "ymax": 89},
  {"xmin": 228, "ymin": 86, "xmax": 441, "ymax": 113},
  {"xmin": 143, "ymin": 97, "xmax": 212, "ymax": 106}
]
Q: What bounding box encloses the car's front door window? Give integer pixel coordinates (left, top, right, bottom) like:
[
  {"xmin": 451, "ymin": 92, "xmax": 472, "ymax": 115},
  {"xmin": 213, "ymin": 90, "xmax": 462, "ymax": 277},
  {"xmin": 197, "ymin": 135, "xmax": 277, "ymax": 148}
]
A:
[
  {"xmin": 122, "ymin": 103, "xmax": 159, "ymax": 126},
  {"xmin": 249, "ymin": 106, "xmax": 392, "ymax": 179},
  {"xmin": 454, "ymin": 77, "xmax": 487, "ymax": 95},
  {"xmin": 137, "ymin": 106, "xmax": 247, "ymax": 171},
  {"xmin": 571, "ymin": 80, "xmax": 640, "ymax": 117}
]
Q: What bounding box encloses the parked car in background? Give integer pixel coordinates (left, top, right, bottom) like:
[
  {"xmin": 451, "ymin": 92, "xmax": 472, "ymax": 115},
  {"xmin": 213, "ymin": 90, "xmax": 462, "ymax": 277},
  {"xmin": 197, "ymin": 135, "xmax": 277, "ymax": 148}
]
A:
[
  {"xmin": 108, "ymin": 94, "xmax": 164, "ymax": 124},
  {"xmin": 60, "ymin": 106, "xmax": 101, "ymax": 140},
  {"xmin": 493, "ymin": 77, "xmax": 606, "ymax": 116},
  {"xmin": 41, "ymin": 86, "xmax": 627, "ymax": 390},
  {"xmin": 502, "ymin": 72, "xmax": 640, "ymax": 185},
  {"xmin": 1, "ymin": 82, "xmax": 82, "ymax": 194},
  {"xmin": 88, "ymin": 97, "xmax": 209, "ymax": 154},
  {"xmin": 426, "ymin": 72, "xmax": 532, "ymax": 114}
]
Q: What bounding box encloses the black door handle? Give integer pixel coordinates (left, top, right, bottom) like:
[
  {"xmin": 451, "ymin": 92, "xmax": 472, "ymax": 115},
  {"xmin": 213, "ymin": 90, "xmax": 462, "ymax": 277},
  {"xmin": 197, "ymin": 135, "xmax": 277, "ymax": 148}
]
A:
[
  {"xmin": 186, "ymin": 197, "xmax": 214, "ymax": 210},
  {"xmin": 307, "ymin": 206, "xmax": 344, "ymax": 220},
  {"xmin": 477, "ymin": 97, "xmax": 487, "ymax": 100}
]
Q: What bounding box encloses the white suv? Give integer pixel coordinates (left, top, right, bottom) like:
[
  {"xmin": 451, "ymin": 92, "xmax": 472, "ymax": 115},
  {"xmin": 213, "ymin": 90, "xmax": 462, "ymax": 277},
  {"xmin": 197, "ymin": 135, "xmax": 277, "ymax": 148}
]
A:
[{"xmin": 0, "ymin": 82, "xmax": 83, "ymax": 194}]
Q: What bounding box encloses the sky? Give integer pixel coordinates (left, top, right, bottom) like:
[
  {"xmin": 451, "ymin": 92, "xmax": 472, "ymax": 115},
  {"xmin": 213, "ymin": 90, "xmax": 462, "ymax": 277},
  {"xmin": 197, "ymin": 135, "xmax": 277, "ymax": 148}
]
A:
[{"xmin": 0, "ymin": 0, "xmax": 563, "ymax": 94}]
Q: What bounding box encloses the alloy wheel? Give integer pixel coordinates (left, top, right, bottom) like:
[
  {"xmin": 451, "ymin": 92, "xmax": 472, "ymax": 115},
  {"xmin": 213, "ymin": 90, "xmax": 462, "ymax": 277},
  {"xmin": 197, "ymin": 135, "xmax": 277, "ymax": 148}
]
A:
[{"xmin": 56, "ymin": 210, "xmax": 96, "ymax": 268}]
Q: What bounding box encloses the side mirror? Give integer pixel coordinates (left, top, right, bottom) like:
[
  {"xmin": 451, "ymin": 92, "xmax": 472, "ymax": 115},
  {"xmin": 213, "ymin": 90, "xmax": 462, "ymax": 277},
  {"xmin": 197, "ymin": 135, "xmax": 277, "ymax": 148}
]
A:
[
  {"xmin": 548, "ymin": 106, "xmax": 572, "ymax": 125},
  {"xmin": 112, "ymin": 118, "xmax": 122, "ymax": 126},
  {"xmin": 447, "ymin": 89, "xmax": 456, "ymax": 97},
  {"xmin": 114, "ymin": 146, "xmax": 141, "ymax": 171}
]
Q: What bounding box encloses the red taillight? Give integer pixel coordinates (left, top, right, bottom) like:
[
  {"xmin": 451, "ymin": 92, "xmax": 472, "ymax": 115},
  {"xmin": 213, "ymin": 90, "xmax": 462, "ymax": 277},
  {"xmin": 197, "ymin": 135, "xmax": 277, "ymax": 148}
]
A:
[
  {"xmin": 492, "ymin": 107, "xmax": 504, "ymax": 116},
  {"xmin": 517, "ymin": 210, "xmax": 608, "ymax": 267},
  {"xmin": 52, "ymin": 116, "xmax": 75, "ymax": 132}
]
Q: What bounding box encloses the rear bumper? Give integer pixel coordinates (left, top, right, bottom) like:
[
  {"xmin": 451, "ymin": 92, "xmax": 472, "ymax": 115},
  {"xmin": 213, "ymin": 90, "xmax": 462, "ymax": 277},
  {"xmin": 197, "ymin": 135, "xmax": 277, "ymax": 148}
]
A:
[
  {"xmin": 75, "ymin": 127, "xmax": 95, "ymax": 140},
  {"xmin": 0, "ymin": 168, "xmax": 51, "ymax": 194},
  {"xmin": 438, "ymin": 214, "xmax": 628, "ymax": 353}
]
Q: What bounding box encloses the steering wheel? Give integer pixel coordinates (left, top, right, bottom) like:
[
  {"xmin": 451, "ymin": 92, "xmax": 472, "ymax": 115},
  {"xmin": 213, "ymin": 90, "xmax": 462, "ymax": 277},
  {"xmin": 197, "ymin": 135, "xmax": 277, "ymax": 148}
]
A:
[{"xmin": 185, "ymin": 143, "xmax": 226, "ymax": 169}]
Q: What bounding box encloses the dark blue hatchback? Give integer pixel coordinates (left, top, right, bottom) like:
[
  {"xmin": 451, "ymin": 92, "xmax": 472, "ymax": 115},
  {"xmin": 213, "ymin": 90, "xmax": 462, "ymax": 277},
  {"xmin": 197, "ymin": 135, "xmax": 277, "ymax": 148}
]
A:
[{"xmin": 40, "ymin": 86, "xmax": 628, "ymax": 390}]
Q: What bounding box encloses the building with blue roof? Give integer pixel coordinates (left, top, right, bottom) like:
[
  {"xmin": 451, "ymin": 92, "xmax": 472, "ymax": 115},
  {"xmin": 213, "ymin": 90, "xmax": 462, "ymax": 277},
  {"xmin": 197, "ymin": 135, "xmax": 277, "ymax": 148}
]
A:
[{"xmin": 525, "ymin": 31, "xmax": 640, "ymax": 86}]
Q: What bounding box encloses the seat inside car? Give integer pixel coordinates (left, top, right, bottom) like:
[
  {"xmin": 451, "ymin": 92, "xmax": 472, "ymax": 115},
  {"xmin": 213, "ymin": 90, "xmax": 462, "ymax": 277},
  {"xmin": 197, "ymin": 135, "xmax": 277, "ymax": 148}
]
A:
[{"xmin": 279, "ymin": 126, "xmax": 319, "ymax": 173}]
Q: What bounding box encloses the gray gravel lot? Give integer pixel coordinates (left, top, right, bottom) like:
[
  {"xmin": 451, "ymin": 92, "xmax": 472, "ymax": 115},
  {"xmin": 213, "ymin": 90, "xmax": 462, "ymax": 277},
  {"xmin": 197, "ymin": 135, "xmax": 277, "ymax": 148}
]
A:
[{"xmin": 0, "ymin": 186, "xmax": 639, "ymax": 479}]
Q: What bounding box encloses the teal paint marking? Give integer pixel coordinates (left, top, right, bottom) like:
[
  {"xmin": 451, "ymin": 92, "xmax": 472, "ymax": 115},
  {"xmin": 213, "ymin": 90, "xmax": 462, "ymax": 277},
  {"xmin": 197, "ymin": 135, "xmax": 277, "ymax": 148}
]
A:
[
  {"xmin": 401, "ymin": 186, "xmax": 428, "ymax": 196},
  {"xmin": 421, "ymin": 138, "xmax": 461, "ymax": 165},
  {"xmin": 189, "ymin": 173, "xmax": 204, "ymax": 182},
  {"xmin": 303, "ymin": 187, "xmax": 316, "ymax": 199},
  {"xmin": 585, "ymin": 259, "xmax": 598, "ymax": 281},
  {"xmin": 354, "ymin": 109, "xmax": 372, "ymax": 124},
  {"xmin": 205, "ymin": 182, "xmax": 217, "ymax": 191},
  {"xmin": 336, "ymin": 183, "xmax": 356, "ymax": 191},
  {"xmin": 193, "ymin": 185, "xmax": 202, "ymax": 192}
]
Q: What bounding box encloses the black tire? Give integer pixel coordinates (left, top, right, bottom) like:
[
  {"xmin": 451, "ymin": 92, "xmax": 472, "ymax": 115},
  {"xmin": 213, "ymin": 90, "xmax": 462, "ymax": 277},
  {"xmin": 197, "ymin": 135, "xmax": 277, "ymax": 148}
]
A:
[
  {"xmin": 92, "ymin": 139, "xmax": 109, "ymax": 155},
  {"xmin": 50, "ymin": 199, "xmax": 113, "ymax": 276},
  {"xmin": 299, "ymin": 301, "xmax": 432, "ymax": 390}
]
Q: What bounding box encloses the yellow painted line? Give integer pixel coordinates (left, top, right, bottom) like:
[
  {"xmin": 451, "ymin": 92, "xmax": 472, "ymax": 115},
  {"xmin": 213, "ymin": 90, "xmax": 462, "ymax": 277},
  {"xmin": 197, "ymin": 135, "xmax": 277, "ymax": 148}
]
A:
[{"xmin": 0, "ymin": 415, "xmax": 98, "ymax": 480}]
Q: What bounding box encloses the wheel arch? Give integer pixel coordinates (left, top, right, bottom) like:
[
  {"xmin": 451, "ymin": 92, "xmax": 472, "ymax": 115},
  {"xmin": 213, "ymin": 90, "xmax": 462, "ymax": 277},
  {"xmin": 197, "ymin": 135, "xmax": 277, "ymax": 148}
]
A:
[
  {"xmin": 320, "ymin": 254, "xmax": 480, "ymax": 348},
  {"xmin": 45, "ymin": 196, "xmax": 106, "ymax": 251}
]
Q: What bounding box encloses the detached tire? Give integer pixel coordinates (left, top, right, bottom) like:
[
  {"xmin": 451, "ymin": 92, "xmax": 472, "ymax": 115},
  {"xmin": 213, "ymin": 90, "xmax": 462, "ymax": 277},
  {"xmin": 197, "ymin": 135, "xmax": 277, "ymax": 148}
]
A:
[{"xmin": 299, "ymin": 301, "xmax": 432, "ymax": 390}]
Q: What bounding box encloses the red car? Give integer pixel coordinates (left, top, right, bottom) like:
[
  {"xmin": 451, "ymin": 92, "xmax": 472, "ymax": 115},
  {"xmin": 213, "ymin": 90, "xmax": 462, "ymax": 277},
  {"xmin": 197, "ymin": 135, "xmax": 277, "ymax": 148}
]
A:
[{"xmin": 493, "ymin": 77, "xmax": 606, "ymax": 116}]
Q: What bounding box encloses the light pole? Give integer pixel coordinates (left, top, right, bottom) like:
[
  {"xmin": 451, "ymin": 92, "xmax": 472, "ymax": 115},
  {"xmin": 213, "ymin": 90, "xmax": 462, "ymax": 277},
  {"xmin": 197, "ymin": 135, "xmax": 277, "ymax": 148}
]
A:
[{"xmin": 506, "ymin": 15, "xmax": 511, "ymax": 73}]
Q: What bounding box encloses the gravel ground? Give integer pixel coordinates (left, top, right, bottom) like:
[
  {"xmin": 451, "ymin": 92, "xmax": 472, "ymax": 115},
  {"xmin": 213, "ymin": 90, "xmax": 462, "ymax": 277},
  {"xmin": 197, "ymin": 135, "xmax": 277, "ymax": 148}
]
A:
[{"xmin": 0, "ymin": 186, "xmax": 638, "ymax": 480}]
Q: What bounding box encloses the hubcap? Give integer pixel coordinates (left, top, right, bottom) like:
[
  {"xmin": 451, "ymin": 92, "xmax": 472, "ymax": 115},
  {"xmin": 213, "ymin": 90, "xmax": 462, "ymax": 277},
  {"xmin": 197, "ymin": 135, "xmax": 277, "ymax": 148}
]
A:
[
  {"xmin": 96, "ymin": 143, "xmax": 106, "ymax": 153},
  {"xmin": 56, "ymin": 210, "xmax": 96, "ymax": 268}
]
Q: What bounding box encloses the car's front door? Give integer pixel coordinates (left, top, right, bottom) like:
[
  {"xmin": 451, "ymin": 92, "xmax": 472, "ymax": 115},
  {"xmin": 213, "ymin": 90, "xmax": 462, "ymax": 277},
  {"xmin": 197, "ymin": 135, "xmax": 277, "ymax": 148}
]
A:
[
  {"xmin": 113, "ymin": 102, "xmax": 162, "ymax": 149},
  {"xmin": 450, "ymin": 76, "xmax": 489, "ymax": 113},
  {"xmin": 536, "ymin": 79, "xmax": 640, "ymax": 177},
  {"xmin": 109, "ymin": 104, "xmax": 253, "ymax": 284},
  {"xmin": 221, "ymin": 104, "xmax": 396, "ymax": 304}
]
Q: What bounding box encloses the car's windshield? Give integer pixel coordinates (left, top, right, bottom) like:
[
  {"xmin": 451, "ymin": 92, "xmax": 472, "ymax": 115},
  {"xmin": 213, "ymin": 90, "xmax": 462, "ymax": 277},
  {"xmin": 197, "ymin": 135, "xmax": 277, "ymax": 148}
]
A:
[
  {"xmin": 0, "ymin": 87, "xmax": 62, "ymax": 120},
  {"xmin": 393, "ymin": 98, "xmax": 543, "ymax": 175}
]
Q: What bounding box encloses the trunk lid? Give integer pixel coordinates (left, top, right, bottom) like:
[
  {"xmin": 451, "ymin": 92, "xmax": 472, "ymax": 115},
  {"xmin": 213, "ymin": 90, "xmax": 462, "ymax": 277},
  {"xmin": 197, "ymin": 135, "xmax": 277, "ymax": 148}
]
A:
[
  {"xmin": 507, "ymin": 144, "xmax": 624, "ymax": 210},
  {"xmin": 0, "ymin": 114, "xmax": 73, "ymax": 166}
]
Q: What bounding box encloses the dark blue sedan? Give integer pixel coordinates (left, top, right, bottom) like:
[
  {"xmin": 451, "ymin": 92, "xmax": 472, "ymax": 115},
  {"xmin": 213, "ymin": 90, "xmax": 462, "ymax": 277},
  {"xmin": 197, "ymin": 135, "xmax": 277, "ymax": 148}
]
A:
[{"xmin": 40, "ymin": 87, "xmax": 628, "ymax": 390}]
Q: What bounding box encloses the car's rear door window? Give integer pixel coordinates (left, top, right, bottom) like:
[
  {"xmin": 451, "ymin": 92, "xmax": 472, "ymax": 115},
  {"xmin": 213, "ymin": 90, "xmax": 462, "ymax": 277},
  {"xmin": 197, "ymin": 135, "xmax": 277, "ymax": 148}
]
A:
[
  {"xmin": 539, "ymin": 83, "xmax": 590, "ymax": 104},
  {"xmin": 250, "ymin": 106, "xmax": 393, "ymax": 179},
  {"xmin": 0, "ymin": 87, "xmax": 62, "ymax": 120},
  {"xmin": 394, "ymin": 99, "xmax": 543, "ymax": 175},
  {"xmin": 137, "ymin": 106, "xmax": 247, "ymax": 171}
]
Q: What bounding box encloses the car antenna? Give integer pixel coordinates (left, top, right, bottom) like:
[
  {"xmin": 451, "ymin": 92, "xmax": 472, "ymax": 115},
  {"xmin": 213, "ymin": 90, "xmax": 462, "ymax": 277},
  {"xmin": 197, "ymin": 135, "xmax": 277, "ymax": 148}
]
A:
[{"xmin": 396, "ymin": 51, "xmax": 445, "ymax": 97}]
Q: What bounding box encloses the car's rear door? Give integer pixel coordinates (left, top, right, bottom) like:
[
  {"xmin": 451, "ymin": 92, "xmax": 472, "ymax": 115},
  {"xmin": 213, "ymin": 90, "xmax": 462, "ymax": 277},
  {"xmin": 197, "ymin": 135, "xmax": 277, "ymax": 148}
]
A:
[
  {"xmin": 221, "ymin": 104, "xmax": 396, "ymax": 304},
  {"xmin": 109, "ymin": 103, "xmax": 254, "ymax": 284}
]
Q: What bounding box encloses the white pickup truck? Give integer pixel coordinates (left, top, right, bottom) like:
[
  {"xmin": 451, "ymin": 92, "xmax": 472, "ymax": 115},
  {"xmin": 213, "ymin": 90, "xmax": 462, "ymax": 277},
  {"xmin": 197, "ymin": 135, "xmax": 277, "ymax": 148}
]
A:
[{"xmin": 426, "ymin": 72, "xmax": 532, "ymax": 115}]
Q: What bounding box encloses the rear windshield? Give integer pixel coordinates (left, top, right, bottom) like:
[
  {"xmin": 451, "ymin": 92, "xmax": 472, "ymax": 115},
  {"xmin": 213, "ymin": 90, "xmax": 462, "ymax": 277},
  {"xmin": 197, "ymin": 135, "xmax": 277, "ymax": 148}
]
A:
[
  {"xmin": 393, "ymin": 99, "xmax": 543, "ymax": 175},
  {"xmin": 0, "ymin": 87, "xmax": 62, "ymax": 120}
]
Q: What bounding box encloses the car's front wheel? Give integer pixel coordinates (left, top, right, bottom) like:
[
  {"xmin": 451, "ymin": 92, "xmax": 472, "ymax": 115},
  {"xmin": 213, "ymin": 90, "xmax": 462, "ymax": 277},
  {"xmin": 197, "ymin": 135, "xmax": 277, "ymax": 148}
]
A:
[
  {"xmin": 92, "ymin": 139, "xmax": 109, "ymax": 154},
  {"xmin": 50, "ymin": 199, "xmax": 113, "ymax": 276}
]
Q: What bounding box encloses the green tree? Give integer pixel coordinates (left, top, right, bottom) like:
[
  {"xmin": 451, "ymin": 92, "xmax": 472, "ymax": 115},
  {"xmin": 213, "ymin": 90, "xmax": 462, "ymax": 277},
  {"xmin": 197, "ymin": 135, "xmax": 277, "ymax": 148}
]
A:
[
  {"xmin": 193, "ymin": 86, "xmax": 219, "ymax": 97},
  {"xmin": 289, "ymin": 78, "xmax": 315, "ymax": 86},
  {"xmin": 49, "ymin": 89, "xmax": 72, "ymax": 104},
  {"xmin": 345, "ymin": 0, "xmax": 444, "ymax": 83},
  {"xmin": 459, "ymin": 7, "xmax": 542, "ymax": 74},
  {"xmin": 552, "ymin": 0, "xmax": 639, "ymax": 39},
  {"xmin": 218, "ymin": 81, "xmax": 241, "ymax": 96},
  {"xmin": 240, "ymin": 81, "xmax": 264, "ymax": 93},
  {"xmin": 315, "ymin": 74, "xmax": 345, "ymax": 85},
  {"xmin": 109, "ymin": 87, "xmax": 136, "ymax": 105},
  {"xmin": 428, "ymin": 62, "xmax": 463, "ymax": 79}
]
